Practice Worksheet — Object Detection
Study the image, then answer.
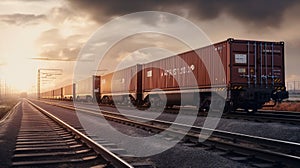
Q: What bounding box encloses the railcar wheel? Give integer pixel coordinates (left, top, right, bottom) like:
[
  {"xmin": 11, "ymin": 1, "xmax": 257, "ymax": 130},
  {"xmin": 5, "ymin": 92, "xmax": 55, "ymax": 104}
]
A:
[
  {"xmin": 223, "ymin": 101, "xmax": 233, "ymax": 113},
  {"xmin": 129, "ymin": 96, "xmax": 136, "ymax": 107},
  {"xmin": 101, "ymin": 96, "xmax": 110, "ymax": 104},
  {"xmin": 150, "ymin": 96, "xmax": 164, "ymax": 108},
  {"xmin": 165, "ymin": 105, "xmax": 173, "ymax": 109},
  {"xmin": 246, "ymin": 108, "xmax": 257, "ymax": 114}
]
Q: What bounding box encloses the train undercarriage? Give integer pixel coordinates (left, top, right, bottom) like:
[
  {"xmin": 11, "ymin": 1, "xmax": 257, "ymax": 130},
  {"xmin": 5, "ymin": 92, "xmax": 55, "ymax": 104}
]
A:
[{"xmin": 99, "ymin": 87, "xmax": 289, "ymax": 114}]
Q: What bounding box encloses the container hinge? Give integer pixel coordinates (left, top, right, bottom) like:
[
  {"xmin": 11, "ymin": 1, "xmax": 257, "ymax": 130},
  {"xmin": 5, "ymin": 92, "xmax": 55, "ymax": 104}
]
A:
[
  {"xmin": 268, "ymin": 75, "xmax": 279, "ymax": 79},
  {"xmin": 261, "ymin": 75, "xmax": 268, "ymax": 79},
  {"xmin": 240, "ymin": 74, "xmax": 250, "ymax": 78}
]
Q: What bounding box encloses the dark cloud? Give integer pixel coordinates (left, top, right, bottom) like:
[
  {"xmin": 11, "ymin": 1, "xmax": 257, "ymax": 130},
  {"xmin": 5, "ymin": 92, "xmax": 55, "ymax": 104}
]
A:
[
  {"xmin": 0, "ymin": 13, "xmax": 46, "ymax": 26},
  {"xmin": 285, "ymin": 38, "xmax": 300, "ymax": 77},
  {"xmin": 97, "ymin": 33, "xmax": 191, "ymax": 72},
  {"xmin": 67, "ymin": 0, "xmax": 298, "ymax": 28}
]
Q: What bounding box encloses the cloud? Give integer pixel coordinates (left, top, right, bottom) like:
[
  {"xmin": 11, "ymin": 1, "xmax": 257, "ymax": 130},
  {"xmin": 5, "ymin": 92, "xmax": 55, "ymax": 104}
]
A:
[
  {"xmin": 0, "ymin": 13, "xmax": 46, "ymax": 26},
  {"xmin": 47, "ymin": 7, "xmax": 74, "ymax": 25},
  {"xmin": 30, "ymin": 5, "xmax": 99, "ymax": 62},
  {"xmin": 1, "ymin": 0, "xmax": 49, "ymax": 1},
  {"xmin": 95, "ymin": 33, "xmax": 191, "ymax": 73},
  {"xmin": 66, "ymin": 0, "xmax": 299, "ymax": 28},
  {"xmin": 35, "ymin": 28, "xmax": 85, "ymax": 61}
]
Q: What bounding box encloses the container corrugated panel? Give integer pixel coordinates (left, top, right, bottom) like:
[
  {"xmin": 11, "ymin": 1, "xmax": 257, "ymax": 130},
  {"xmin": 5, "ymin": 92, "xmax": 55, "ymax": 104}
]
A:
[
  {"xmin": 53, "ymin": 88, "xmax": 62, "ymax": 98},
  {"xmin": 63, "ymin": 84, "xmax": 73, "ymax": 97},
  {"xmin": 45, "ymin": 90, "xmax": 53, "ymax": 98},
  {"xmin": 41, "ymin": 92, "xmax": 45, "ymax": 98},
  {"xmin": 75, "ymin": 76, "xmax": 100, "ymax": 98},
  {"xmin": 142, "ymin": 41, "xmax": 229, "ymax": 91},
  {"xmin": 229, "ymin": 39, "xmax": 285, "ymax": 88},
  {"xmin": 101, "ymin": 65, "xmax": 142, "ymax": 94},
  {"xmin": 76, "ymin": 77, "xmax": 93, "ymax": 96},
  {"xmin": 101, "ymin": 73, "xmax": 112, "ymax": 94}
]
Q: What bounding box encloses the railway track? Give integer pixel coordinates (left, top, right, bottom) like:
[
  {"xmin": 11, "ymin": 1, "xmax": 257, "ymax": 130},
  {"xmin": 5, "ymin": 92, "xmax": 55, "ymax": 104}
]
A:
[
  {"xmin": 42, "ymin": 99, "xmax": 300, "ymax": 125},
  {"xmin": 223, "ymin": 110, "xmax": 300, "ymax": 125},
  {"xmin": 36, "ymin": 99, "xmax": 300, "ymax": 167},
  {"xmin": 11, "ymin": 100, "xmax": 132, "ymax": 168}
]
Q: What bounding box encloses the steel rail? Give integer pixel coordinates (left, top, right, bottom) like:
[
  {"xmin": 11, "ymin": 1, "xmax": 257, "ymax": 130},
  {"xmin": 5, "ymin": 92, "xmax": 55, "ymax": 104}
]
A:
[
  {"xmin": 26, "ymin": 99, "xmax": 133, "ymax": 168},
  {"xmin": 35, "ymin": 99, "xmax": 300, "ymax": 167}
]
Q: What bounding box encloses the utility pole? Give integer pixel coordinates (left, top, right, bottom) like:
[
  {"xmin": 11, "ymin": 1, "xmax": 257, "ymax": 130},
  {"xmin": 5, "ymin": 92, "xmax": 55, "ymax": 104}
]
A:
[
  {"xmin": 0, "ymin": 79, "xmax": 1, "ymax": 100},
  {"xmin": 4, "ymin": 80, "xmax": 6, "ymax": 97},
  {"xmin": 38, "ymin": 69, "xmax": 40, "ymax": 99}
]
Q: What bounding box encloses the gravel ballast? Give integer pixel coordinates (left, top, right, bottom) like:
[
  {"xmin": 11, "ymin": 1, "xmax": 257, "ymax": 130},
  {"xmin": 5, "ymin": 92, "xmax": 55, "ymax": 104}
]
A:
[
  {"xmin": 33, "ymin": 100, "xmax": 299, "ymax": 167},
  {"xmin": 0, "ymin": 101, "xmax": 22, "ymax": 167}
]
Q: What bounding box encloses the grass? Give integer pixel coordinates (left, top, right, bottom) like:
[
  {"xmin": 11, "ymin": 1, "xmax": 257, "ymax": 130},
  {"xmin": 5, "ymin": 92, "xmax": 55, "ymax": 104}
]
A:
[{"xmin": 0, "ymin": 98, "xmax": 18, "ymax": 120}]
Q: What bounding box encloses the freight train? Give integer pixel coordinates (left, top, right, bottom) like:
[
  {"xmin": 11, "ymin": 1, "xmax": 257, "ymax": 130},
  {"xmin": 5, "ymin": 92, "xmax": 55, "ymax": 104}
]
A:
[{"xmin": 40, "ymin": 38, "xmax": 289, "ymax": 113}]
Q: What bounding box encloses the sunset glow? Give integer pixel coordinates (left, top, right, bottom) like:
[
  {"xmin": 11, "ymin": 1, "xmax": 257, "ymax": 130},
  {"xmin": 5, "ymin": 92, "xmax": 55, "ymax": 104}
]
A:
[{"xmin": 0, "ymin": 0, "xmax": 300, "ymax": 96}]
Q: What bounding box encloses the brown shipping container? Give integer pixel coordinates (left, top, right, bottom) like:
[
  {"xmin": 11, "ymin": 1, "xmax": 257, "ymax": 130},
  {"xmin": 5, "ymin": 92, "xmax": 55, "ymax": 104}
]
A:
[
  {"xmin": 101, "ymin": 65, "xmax": 142, "ymax": 95},
  {"xmin": 47, "ymin": 90, "xmax": 53, "ymax": 98},
  {"xmin": 143, "ymin": 38, "xmax": 285, "ymax": 91},
  {"xmin": 75, "ymin": 76, "xmax": 100, "ymax": 101},
  {"xmin": 142, "ymin": 41, "xmax": 229, "ymax": 91},
  {"xmin": 229, "ymin": 39, "xmax": 285, "ymax": 88},
  {"xmin": 42, "ymin": 90, "xmax": 53, "ymax": 99},
  {"xmin": 53, "ymin": 88, "xmax": 63, "ymax": 99},
  {"xmin": 40, "ymin": 92, "xmax": 46, "ymax": 98},
  {"xmin": 63, "ymin": 84, "xmax": 73, "ymax": 98},
  {"xmin": 76, "ymin": 77, "xmax": 93, "ymax": 96}
]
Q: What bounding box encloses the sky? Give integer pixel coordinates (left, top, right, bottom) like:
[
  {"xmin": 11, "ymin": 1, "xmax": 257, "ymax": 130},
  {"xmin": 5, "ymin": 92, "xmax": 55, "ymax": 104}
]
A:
[{"xmin": 0, "ymin": 0, "xmax": 300, "ymax": 93}]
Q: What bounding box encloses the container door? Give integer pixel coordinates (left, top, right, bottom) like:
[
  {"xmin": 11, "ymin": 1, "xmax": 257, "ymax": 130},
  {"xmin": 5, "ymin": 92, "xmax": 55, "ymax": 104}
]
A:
[
  {"xmin": 231, "ymin": 41, "xmax": 255, "ymax": 87},
  {"xmin": 256, "ymin": 42, "xmax": 284, "ymax": 89},
  {"xmin": 231, "ymin": 41, "xmax": 284, "ymax": 89}
]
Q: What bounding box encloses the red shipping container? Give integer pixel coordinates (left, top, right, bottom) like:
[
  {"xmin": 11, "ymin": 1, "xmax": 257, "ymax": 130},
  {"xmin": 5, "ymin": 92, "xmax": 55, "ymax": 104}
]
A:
[
  {"xmin": 100, "ymin": 65, "xmax": 142, "ymax": 103},
  {"xmin": 63, "ymin": 84, "xmax": 73, "ymax": 99},
  {"xmin": 141, "ymin": 38, "xmax": 286, "ymax": 109},
  {"xmin": 53, "ymin": 88, "xmax": 63, "ymax": 99}
]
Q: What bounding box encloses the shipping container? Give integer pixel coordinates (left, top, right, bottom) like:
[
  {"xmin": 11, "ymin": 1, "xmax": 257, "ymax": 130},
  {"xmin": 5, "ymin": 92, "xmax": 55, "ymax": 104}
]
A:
[
  {"xmin": 39, "ymin": 38, "xmax": 288, "ymax": 112},
  {"xmin": 228, "ymin": 39, "xmax": 287, "ymax": 110},
  {"xmin": 41, "ymin": 90, "xmax": 53, "ymax": 99},
  {"xmin": 75, "ymin": 76, "xmax": 100, "ymax": 102},
  {"xmin": 100, "ymin": 65, "xmax": 142, "ymax": 104},
  {"xmin": 62, "ymin": 84, "xmax": 74, "ymax": 100},
  {"xmin": 142, "ymin": 40, "xmax": 228, "ymax": 107},
  {"xmin": 53, "ymin": 88, "xmax": 63, "ymax": 99},
  {"xmin": 142, "ymin": 38, "xmax": 288, "ymax": 111},
  {"xmin": 142, "ymin": 42, "xmax": 228, "ymax": 90},
  {"xmin": 229, "ymin": 39, "xmax": 285, "ymax": 87}
]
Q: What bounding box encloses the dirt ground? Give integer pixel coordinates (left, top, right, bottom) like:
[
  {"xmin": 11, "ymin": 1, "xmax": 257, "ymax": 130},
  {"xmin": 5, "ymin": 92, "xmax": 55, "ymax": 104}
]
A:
[
  {"xmin": 0, "ymin": 99, "xmax": 18, "ymax": 120},
  {"xmin": 263, "ymin": 101, "xmax": 300, "ymax": 112}
]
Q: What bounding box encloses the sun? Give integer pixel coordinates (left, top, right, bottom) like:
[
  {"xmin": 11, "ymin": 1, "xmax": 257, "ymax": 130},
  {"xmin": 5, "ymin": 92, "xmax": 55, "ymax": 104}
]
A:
[{"xmin": 1, "ymin": 58, "xmax": 37, "ymax": 93}]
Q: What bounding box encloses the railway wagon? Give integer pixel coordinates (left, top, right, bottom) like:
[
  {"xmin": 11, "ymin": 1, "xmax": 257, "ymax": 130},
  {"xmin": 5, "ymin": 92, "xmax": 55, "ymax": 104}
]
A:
[
  {"xmin": 100, "ymin": 65, "xmax": 142, "ymax": 105},
  {"xmin": 53, "ymin": 88, "xmax": 63, "ymax": 99},
  {"xmin": 227, "ymin": 39, "xmax": 288, "ymax": 111},
  {"xmin": 39, "ymin": 38, "xmax": 289, "ymax": 112},
  {"xmin": 62, "ymin": 84, "xmax": 74, "ymax": 100},
  {"xmin": 142, "ymin": 40, "xmax": 227, "ymax": 109},
  {"xmin": 41, "ymin": 90, "xmax": 53, "ymax": 99},
  {"xmin": 75, "ymin": 75, "xmax": 100, "ymax": 102},
  {"xmin": 142, "ymin": 38, "xmax": 288, "ymax": 111}
]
